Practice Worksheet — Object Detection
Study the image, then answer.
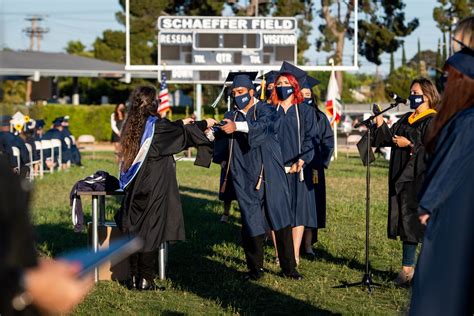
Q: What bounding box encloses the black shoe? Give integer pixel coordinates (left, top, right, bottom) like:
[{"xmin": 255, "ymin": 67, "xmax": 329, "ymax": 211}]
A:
[
  {"xmin": 282, "ymin": 271, "xmax": 304, "ymax": 280},
  {"xmin": 126, "ymin": 275, "xmax": 138, "ymax": 290},
  {"xmin": 302, "ymin": 251, "xmax": 316, "ymax": 261},
  {"xmin": 138, "ymin": 278, "xmax": 159, "ymax": 291},
  {"xmin": 244, "ymin": 268, "xmax": 264, "ymax": 281}
]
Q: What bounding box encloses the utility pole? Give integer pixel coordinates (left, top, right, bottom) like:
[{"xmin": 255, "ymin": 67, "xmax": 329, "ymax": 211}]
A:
[
  {"xmin": 22, "ymin": 15, "xmax": 49, "ymax": 104},
  {"xmin": 23, "ymin": 15, "xmax": 49, "ymax": 51}
]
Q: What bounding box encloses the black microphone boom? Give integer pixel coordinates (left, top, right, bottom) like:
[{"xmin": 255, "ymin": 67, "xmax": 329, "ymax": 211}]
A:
[{"xmin": 388, "ymin": 92, "xmax": 407, "ymax": 105}]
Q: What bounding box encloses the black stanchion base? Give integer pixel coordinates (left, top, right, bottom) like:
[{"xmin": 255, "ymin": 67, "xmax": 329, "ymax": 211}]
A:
[{"xmin": 333, "ymin": 273, "xmax": 382, "ymax": 293}]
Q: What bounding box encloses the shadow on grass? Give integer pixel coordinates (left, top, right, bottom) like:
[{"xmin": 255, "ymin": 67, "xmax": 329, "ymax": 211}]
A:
[
  {"xmin": 313, "ymin": 246, "xmax": 394, "ymax": 283},
  {"xmin": 35, "ymin": 222, "xmax": 88, "ymax": 256},
  {"xmin": 165, "ymin": 193, "xmax": 336, "ymax": 314}
]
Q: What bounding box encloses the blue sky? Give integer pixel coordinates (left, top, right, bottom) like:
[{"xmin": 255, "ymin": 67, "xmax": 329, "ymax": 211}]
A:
[{"xmin": 0, "ymin": 0, "xmax": 440, "ymax": 75}]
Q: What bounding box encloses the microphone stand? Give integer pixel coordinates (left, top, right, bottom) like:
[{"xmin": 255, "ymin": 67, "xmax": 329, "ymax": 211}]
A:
[{"xmin": 334, "ymin": 102, "xmax": 399, "ymax": 293}]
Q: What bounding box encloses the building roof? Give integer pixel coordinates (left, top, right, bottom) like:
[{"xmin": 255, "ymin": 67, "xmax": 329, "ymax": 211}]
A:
[{"xmin": 0, "ymin": 50, "xmax": 153, "ymax": 79}]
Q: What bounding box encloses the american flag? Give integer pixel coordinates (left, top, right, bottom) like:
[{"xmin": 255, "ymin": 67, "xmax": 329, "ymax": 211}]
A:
[{"xmin": 158, "ymin": 71, "xmax": 170, "ymax": 113}]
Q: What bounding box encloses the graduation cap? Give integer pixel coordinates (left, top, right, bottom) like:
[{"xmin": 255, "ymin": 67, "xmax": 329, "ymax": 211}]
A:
[
  {"xmin": 52, "ymin": 117, "xmax": 64, "ymax": 126},
  {"xmin": 258, "ymin": 70, "xmax": 279, "ymax": 84},
  {"xmin": 210, "ymin": 72, "xmax": 258, "ymax": 108},
  {"xmin": 301, "ymin": 75, "xmax": 321, "ymax": 89},
  {"xmin": 446, "ymin": 48, "xmax": 474, "ymax": 79},
  {"xmin": 226, "ymin": 71, "xmax": 258, "ymax": 90},
  {"xmin": 279, "ymin": 61, "xmax": 307, "ymax": 86},
  {"xmin": 36, "ymin": 119, "xmax": 45, "ymax": 129},
  {"xmin": 0, "ymin": 115, "xmax": 12, "ymax": 127}
]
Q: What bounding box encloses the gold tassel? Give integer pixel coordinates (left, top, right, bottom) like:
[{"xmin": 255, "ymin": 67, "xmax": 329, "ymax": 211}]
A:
[
  {"xmin": 260, "ymin": 74, "xmax": 266, "ymax": 101},
  {"xmin": 255, "ymin": 166, "xmax": 264, "ymax": 191}
]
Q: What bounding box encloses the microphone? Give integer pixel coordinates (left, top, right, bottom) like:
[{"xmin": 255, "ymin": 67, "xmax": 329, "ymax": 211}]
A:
[{"xmin": 389, "ymin": 92, "xmax": 408, "ymax": 105}]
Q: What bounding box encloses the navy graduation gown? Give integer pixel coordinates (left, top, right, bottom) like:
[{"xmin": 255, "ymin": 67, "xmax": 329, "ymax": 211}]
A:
[
  {"xmin": 42, "ymin": 128, "xmax": 71, "ymax": 164},
  {"xmin": 63, "ymin": 127, "xmax": 81, "ymax": 165},
  {"xmin": 0, "ymin": 132, "xmax": 30, "ymax": 167},
  {"xmin": 310, "ymin": 108, "xmax": 334, "ymax": 229},
  {"xmin": 219, "ymin": 101, "xmax": 292, "ymax": 237},
  {"xmin": 410, "ymin": 107, "xmax": 474, "ymax": 316},
  {"xmin": 276, "ymin": 103, "xmax": 318, "ymax": 228}
]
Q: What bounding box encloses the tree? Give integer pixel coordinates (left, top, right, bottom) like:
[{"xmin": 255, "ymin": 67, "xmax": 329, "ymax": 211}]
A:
[
  {"xmin": 442, "ymin": 32, "xmax": 447, "ymax": 62},
  {"xmin": 274, "ymin": 0, "xmax": 313, "ymax": 64},
  {"xmin": 1, "ymin": 80, "xmax": 26, "ymax": 104},
  {"xmin": 317, "ymin": 0, "xmax": 418, "ymax": 91},
  {"xmin": 417, "ymin": 38, "xmax": 423, "ymax": 73},
  {"xmin": 385, "ymin": 65, "xmax": 418, "ymax": 100},
  {"xmin": 390, "ymin": 51, "xmax": 395, "ymax": 74},
  {"xmin": 402, "ymin": 42, "xmax": 407, "ymax": 65},
  {"xmin": 93, "ymin": 30, "xmax": 126, "ymax": 63},
  {"xmin": 433, "ymin": 0, "xmax": 473, "ymax": 56},
  {"xmin": 409, "ymin": 50, "xmax": 437, "ymax": 71}
]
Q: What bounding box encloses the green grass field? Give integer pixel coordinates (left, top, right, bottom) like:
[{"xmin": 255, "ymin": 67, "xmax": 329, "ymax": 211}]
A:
[{"xmin": 30, "ymin": 152, "xmax": 411, "ymax": 315}]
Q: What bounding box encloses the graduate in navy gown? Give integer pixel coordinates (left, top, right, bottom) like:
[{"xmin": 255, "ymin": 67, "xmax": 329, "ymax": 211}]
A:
[
  {"xmin": 410, "ymin": 48, "xmax": 474, "ymax": 316},
  {"xmin": 300, "ymin": 75, "xmax": 334, "ymax": 258},
  {"xmin": 0, "ymin": 116, "xmax": 30, "ymax": 176},
  {"xmin": 258, "ymin": 70, "xmax": 279, "ymax": 103},
  {"xmin": 61, "ymin": 116, "xmax": 82, "ymax": 166},
  {"xmin": 215, "ymin": 72, "xmax": 302, "ymax": 280},
  {"xmin": 272, "ymin": 62, "xmax": 319, "ymax": 265},
  {"xmin": 42, "ymin": 117, "xmax": 71, "ymax": 169}
]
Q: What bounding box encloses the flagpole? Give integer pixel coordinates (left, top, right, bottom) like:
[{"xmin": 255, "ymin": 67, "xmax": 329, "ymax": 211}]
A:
[{"xmin": 329, "ymin": 58, "xmax": 338, "ymax": 160}]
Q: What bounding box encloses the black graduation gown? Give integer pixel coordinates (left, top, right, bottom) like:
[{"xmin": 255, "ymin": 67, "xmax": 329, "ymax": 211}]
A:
[
  {"xmin": 115, "ymin": 119, "xmax": 213, "ymax": 252},
  {"xmin": 310, "ymin": 108, "xmax": 334, "ymax": 229},
  {"xmin": 276, "ymin": 103, "xmax": 318, "ymax": 228},
  {"xmin": 0, "ymin": 156, "xmax": 39, "ymax": 316},
  {"xmin": 410, "ymin": 107, "xmax": 474, "ymax": 316},
  {"xmin": 220, "ymin": 101, "xmax": 292, "ymax": 237},
  {"xmin": 372, "ymin": 112, "xmax": 434, "ymax": 243}
]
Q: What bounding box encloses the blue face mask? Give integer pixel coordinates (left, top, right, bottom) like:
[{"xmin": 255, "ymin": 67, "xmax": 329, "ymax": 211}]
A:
[
  {"xmin": 234, "ymin": 92, "xmax": 251, "ymax": 109},
  {"xmin": 303, "ymin": 97, "xmax": 313, "ymax": 105},
  {"xmin": 265, "ymin": 88, "xmax": 273, "ymax": 100},
  {"xmin": 408, "ymin": 94, "xmax": 424, "ymax": 109},
  {"xmin": 276, "ymin": 86, "xmax": 294, "ymax": 101}
]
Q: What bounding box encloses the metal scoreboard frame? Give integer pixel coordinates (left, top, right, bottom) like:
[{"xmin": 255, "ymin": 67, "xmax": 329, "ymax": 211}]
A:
[
  {"xmin": 156, "ymin": 16, "xmax": 298, "ymax": 84},
  {"xmin": 124, "ymin": 0, "xmax": 360, "ymax": 84}
]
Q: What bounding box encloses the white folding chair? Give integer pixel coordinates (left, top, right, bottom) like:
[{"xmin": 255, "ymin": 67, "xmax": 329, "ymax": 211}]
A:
[
  {"xmin": 64, "ymin": 137, "xmax": 72, "ymax": 167},
  {"xmin": 77, "ymin": 135, "xmax": 96, "ymax": 159},
  {"xmin": 51, "ymin": 139, "xmax": 62, "ymax": 171},
  {"xmin": 11, "ymin": 146, "xmax": 21, "ymax": 171},
  {"xmin": 41, "ymin": 140, "xmax": 55, "ymax": 174},
  {"xmin": 34, "ymin": 141, "xmax": 44, "ymax": 178},
  {"xmin": 24, "ymin": 143, "xmax": 41, "ymax": 181}
]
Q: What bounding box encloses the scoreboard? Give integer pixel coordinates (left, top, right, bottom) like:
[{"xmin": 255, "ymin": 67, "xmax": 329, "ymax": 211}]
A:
[{"xmin": 157, "ymin": 16, "xmax": 298, "ymax": 83}]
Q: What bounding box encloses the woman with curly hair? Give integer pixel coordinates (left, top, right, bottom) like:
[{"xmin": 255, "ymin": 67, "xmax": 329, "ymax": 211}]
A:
[{"xmin": 115, "ymin": 86, "xmax": 216, "ymax": 290}]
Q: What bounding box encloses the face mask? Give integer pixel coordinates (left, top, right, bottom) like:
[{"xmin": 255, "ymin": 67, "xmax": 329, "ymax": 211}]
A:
[
  {"xmin": 234, "ymin": 92, "xmax": 251, "ymax": 109},
  {"xmin": 408, "ymin": 94, "xmax": 424, "ymax": 109},
  {"xmin": 265, "ymin": 88, "xmax": 273, "ymax": 100},
  {"xmin": 303, "ymin": 97, "xmax": 313, "ymax": 105},
  {"xmin": 276, "ymin": 86, "xmax": 294, "ymax": 101}
]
